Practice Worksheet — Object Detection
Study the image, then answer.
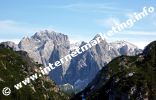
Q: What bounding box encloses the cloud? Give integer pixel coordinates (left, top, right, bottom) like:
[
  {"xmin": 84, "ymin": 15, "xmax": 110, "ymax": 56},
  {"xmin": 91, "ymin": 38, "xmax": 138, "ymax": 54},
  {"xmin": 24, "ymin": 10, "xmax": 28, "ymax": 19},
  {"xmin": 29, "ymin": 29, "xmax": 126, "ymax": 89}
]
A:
[
  {"xmin": 96, "ymin": 17, "xmax": 120, "ymax": 28},
  {"xmin": 107, "ymin": 36, "xmax": 152, "ymax": 49},
  {"xmin": 105, "ymin": 30, "xmax": 155, "ymax": 49},
  {"xmin": 52, "ymin": 3, "xmax": 131, "ymax": 14},
  {"xmin": 0, "ymin": 20, "xmax": 55, "ymax": 35},
  {"xmin": 154, "ymin": 22, "xmax": 156, "ymax": 26},
  {"xmin": 130, "ymin": 41, "xmax": 151, "ymax": 49},
  {"xmin": 125, "ymin": 12, "xmax": 137, "ymax": 20},
  {"xmin": 69, "ymin": 38, "xmax": 80, "ymax": 43},
  {"xmin": 152, "ymin": 13, "xmax": 156, "ymax": 26},
  {"xmin": 0, "ymin": 20, "xmax": 34, "ymax": 34},
  {"xmin": 120, "ymin": 31, "xmax": 156, "ymax": 36}
]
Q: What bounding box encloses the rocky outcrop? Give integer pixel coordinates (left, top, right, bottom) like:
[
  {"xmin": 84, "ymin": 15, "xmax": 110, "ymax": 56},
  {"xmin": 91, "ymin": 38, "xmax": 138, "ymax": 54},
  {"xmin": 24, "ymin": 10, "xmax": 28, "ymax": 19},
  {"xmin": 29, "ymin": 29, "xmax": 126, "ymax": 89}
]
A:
[{"xmin": 0, "ymin": 41, "xmax": 19, "ymax": 51}]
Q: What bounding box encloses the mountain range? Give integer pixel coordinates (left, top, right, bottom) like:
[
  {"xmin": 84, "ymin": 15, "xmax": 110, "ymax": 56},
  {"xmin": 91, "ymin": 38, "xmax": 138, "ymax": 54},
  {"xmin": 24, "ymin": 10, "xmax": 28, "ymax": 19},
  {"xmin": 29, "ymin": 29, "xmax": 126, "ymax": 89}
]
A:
[{"xmin": 2, "ymin": 30, "xmax": 142, "ymax": 92}]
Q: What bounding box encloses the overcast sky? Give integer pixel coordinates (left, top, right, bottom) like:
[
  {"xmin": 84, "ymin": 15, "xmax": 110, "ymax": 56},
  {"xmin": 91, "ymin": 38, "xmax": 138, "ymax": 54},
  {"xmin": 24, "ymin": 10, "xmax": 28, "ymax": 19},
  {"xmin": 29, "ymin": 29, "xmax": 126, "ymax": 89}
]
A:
[{"xmin": 0, "ymin": 0, "xmax": 156, "ymax": 49}]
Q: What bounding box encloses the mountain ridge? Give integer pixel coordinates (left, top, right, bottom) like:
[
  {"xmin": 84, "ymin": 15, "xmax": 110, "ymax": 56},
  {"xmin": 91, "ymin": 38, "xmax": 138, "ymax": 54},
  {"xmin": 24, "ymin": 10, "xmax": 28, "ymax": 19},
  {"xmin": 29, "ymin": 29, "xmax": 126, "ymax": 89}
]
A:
[
  {"xmin": 0, "ymin": 43, "xmax": 69, "ymax": 100},
  {"xmin": 1, "ymin": 30, "xmax": 142, "ymax": 92},
  {"xmin": 72, "ymin": 41, "xmax": 156, "ymax": 100}
]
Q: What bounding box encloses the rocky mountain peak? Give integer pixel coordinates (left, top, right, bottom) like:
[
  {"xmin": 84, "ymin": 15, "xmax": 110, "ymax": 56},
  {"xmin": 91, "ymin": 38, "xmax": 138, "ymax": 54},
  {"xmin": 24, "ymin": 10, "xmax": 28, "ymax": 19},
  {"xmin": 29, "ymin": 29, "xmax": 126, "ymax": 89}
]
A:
[
  {"xmin": 32, "ymin": 30, "xmax": 69, "ymax": 42},
  {"xmin": 110, "ymin": 40, "xmax": 138, "ymax": 49},
  {"xmin": 109, "ymin": 40, "xmax": 142, "ymax": 55}
]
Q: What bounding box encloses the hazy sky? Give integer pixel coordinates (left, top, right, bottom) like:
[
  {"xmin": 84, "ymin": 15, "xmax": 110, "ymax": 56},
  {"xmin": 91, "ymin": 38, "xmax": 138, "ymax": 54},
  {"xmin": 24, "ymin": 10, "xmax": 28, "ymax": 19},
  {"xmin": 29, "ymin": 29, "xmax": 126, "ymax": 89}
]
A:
[{"xmin": 0, "ymin": 0, "xmax": 156, "ymax": 49}]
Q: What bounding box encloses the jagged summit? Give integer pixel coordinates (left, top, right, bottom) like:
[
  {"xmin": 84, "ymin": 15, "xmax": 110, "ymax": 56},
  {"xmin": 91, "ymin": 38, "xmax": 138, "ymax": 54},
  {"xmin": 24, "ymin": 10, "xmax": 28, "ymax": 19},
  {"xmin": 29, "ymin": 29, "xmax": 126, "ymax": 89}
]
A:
[{"xmin": 31, "ymin": 30, "xmax": 68, "ymax": 41}]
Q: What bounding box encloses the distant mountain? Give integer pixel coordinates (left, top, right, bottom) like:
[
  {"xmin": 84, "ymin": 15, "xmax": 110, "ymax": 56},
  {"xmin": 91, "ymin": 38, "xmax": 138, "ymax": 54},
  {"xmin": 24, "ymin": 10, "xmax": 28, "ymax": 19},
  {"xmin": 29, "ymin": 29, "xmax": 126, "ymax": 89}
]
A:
[
  {"xmin": 0, "ymin": 41, "xmax": 19, "ymax": 51},
  {"xmin": 11, "ymin": 30, "xmax": 141, "ymax": 92},
  {"xmin": 109, "ymin": 40, "xmax": 142, "ymax": 55},
  {"xmin": 0, "ymin": 43, "xmax": 69, "ymax": 100},
  {"xmin": 72, "ymin": 41, "xmax": 156, "ymax": 100}
]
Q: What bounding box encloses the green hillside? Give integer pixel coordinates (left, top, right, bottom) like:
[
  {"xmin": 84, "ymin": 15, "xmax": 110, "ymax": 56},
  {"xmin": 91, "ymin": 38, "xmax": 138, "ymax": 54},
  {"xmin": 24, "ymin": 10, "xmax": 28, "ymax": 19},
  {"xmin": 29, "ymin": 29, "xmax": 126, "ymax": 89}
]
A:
[{"xmin": 0, "ymin": 44, "xmax": 69, "ymax": 100}]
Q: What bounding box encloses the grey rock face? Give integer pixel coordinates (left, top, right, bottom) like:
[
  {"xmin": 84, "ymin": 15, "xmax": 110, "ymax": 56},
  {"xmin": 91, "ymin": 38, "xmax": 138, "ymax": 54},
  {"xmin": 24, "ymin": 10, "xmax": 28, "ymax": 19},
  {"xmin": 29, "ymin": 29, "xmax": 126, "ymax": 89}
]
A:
[
  {"xmin": 18, "ymin": 31, "xmax": 71, "ymax": 83},
  {"xmin": 18, "ymin": 30, "xmax": 70, "ymax": 64},
  {"xmin": 0, "ymin": 41, "xmax": 19, "ymax": 51},
  {"xmin": 15, "ymin": 30, "xmax": 142, "ymax": 92}
]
